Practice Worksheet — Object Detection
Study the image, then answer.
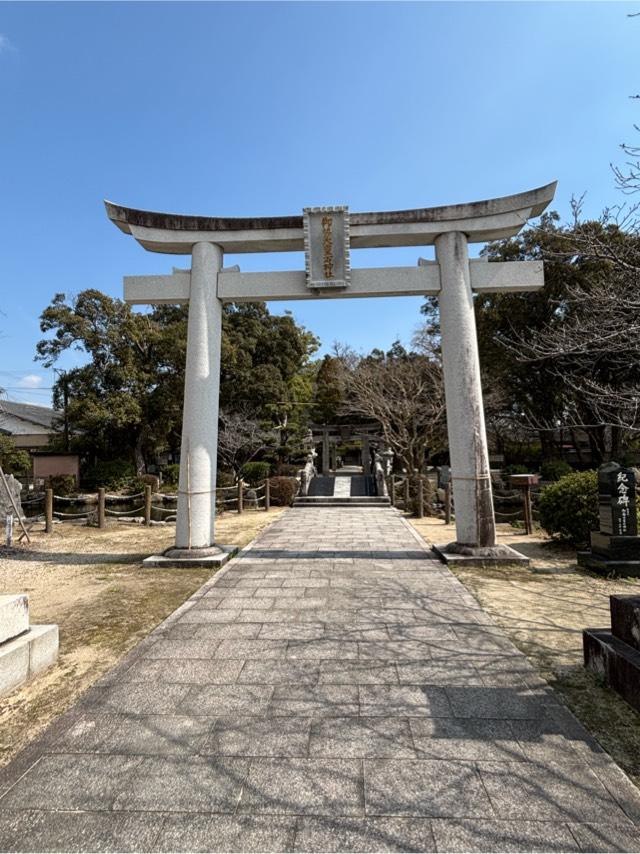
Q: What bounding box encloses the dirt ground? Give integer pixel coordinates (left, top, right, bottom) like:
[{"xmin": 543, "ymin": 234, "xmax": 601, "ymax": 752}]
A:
[
  {"xmin": 0, "ymin": 508, "xmax": 284, "ymax": 767},
  {"xmin": 410, "ymin": 517, "xmax": 640, "ymax": 787}
]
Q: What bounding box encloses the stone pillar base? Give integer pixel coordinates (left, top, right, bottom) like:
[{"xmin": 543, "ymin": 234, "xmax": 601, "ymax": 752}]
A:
[
  {"xmin": 433, "ymin": 542, "xmax": 529, "ymax": 567},
  {"xmin": 142, "ymin": 544, "xmax": 238, "ymax": 569}
]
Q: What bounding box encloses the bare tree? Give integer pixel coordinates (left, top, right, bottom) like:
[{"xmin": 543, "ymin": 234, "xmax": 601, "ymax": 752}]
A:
[
  {"xmin": 500, "ymin": 207, "xmax": 640, "ymax": 461},
  {"xmin": 338, "ymin": 344, "xmax": 446, "ymax": 475},
  {"xmin": 216, "ymin": 409, "xmax": 275, "ymax": 480}
]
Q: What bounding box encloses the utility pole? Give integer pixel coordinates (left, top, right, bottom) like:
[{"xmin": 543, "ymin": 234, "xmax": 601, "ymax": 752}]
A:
[{"xmin": 53, "ymin": 370, "xmax": 70, "ymax": 452}]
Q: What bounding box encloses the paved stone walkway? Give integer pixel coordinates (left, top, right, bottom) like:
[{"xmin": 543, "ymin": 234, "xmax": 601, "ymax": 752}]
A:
[{"xmin": 2, "ymin": 507, "xmax": 640, "ymax": 852}]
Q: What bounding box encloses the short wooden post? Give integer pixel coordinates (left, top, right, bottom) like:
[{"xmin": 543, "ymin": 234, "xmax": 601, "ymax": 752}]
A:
[
  {"xmin": 523, "ymin": 483, "xmax": 533, "ymax": 535},
  {"xmin": 404, "ymin": 477, "xmax": 410, "ymax": 510},
  {"xmin": 237, "ymin": 480, "xmax": 243, "ymax": 514},
  {"xmin": 45, "ymin": 488, "xmax": 53, "ymax": 534},
  {"xmin": 5, "ymin": 514, "xmax": 13, "ymax": 547},
  {"xmin": 98, "ymin": 488, "xmax": 106, "ymax": 530},
  {"xmin": 444, "ymin": 483, "xmax": 452, "ymax": 525},
  {"xmin": 144, "ymin": 485, "xmax": 152, "ymax": 526},
  {"xmin": 416, "ymin": 475, "xmax": 424, "ymax": 519},
  {"xmin": 390, "ymin": 476, "xmax": 396, "ymax": 507},
  {"xmin": 265, "ymin": 477, "xmax": 270, "ymax": 511}
]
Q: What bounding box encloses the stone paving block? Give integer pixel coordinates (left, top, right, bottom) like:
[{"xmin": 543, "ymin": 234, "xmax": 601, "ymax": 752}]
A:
[
  {"xmin": 364, "ymin": 759, "xmax": 493, "ymax": 818},
  {"xmin": 179, "ymin": 684, "xmax": 272, "ymax": 715},
  {"xmin": 273, "ymin": 597, "xmax": 327, "ymax": 610},
  {"xmin": 310, "ymin": 717, "xmax": 417, "ymax": 758},
  {"xmin": 223, "ymin": 597, "xmax": 274, "ymax": 610},
  {"xmin": 478, "ymin": 760, "xmax": 632, "ymax": 823},
  {"xmin": 182, "ymin": 607, "xmax": 241, "ymax": 622},
  {"xmin": 0, "ymin": 809, "xmax": 161, "ymax": 853},
  {"xmin": 237, "ymin": 609, "xmax": 299, "ymax": 624},
  {"xmin": 294, "ymin": 816, "xmax": 436, "ymax": 852},
  {"xmin": 118, "ymin": 658, "xmax": 244, "ymax": 685},
  {"xmin": 113, "ymin": 756, "xmax": 250, "ymax": 813},
  {"xmin": 83, "ymin": 682, "xmax": 190, "ymax": 715},
  {"xmin": 193, "ymin": 623, "xmax": 262, "ymax": 640},
  {"xmin": 142, "ymin": 639, "xmax": 221, "ymax": 660},
  {"xmin": 214, "ymin": 639, "xmax": 287, "ymax": 659},
  {"xmin": 430, "ymin": 819, "xmax": 581, "ymax": 852},
  {"xmin": 0, "ymin": 754, "xmax": 143, "ymax": 811},
  {"xmin": 395, "ymin": 659, "xmax": 484, "ymax": 686},
  {"xmin": 155, "ymin": 814, "xmax": 296, "ymax": 853},
  {"xmin": 444, "ymin": 686, "xmax": 548, "ymax": 720},
  {"xmin": 507, "ymin": 716, "xmax": 602, "ymax": 763},
  {"xmin": 181, "ymin": 605, "xmax": 258, "ymax": 623},
  {"xmin": 386, "ymin": 624, "xmax": 458, "ymax": 642},
  {"xmin": 258, "ymin": 623, "xmax": 325, "ymax": 641},
  {"xmin": 409, "ymin": 718, "xmax": 527, "ymax": 761},
  {"xmin": 319, "ymin": 659, "xmax": 398, "ymax": 685},
  {"xmin": 269, "ymin": 685, "xmax": 359, "ymax": 717},
  {"xmin": 50, "ymin": 713, "xmax": 115, "ymax": 753},
  {"xmin": 360, "ymin": 685, "xmax": 452, "ymax": 717},
  {"xmin": 96, "ymin": 714, "xmax": 214, "ymax": 755},
  {"xmin": 286, "ymin": 640, "xmax": 359, "ymax": 660},
  {"xmin": 237, "ymin": 660, "xmax": 319, "ymax": 685},
  {"xmin": 359, "ymin": 641, "xmax": 440, "ymax": 660},
  {"xmin": 567, "ymin": 821, "xmax": 640, "ymax": 852},
  {"xmin": 201, "ymin": 715, "xmax": 311, "ymax": 757},
  {"xmin": 238, "ymin": 758, "xmax": 363, "ymax": 816}
]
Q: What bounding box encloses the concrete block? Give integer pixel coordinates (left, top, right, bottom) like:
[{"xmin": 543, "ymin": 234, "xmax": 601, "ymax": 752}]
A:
[
  {"xmin": 0, "ymin": 624, "xmax": 58, "ymax": 697},
  {"xmin": 0, "ymin": 594, "xmax": 29, "ymax": 644},
  {"xmin": 583, "ymin": 628, "xmax": 640, "ymax": 714},
  {"xmin": 28, "ymin": 624, "xmax": 59, "ymax": 678},
  {"xmin": 0, "ymin": 634, "xmax": 30, "ymax": 696},
  {"xmin": 610, "ymin": 595, "xmax": 640, "ymax": 650}
]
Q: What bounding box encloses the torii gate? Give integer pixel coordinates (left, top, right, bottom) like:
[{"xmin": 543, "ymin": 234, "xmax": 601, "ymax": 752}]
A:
[{"xmin": 105, "ymin": 182, "xmax": 556, "ymax": 566}]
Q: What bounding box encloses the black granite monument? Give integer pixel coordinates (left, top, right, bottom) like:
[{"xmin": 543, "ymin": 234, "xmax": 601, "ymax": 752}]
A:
[
  {"xmin": 577, "ymin": 462, "xmax": 640, "ymax": 576},
  {"xmin": 584, "ymin": 595, "xmax": 640, "ymax": 713}
]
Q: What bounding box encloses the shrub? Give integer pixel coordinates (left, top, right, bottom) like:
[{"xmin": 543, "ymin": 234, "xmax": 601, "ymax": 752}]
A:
[
  {"xmin": 46, "ymin": 474, "xmax": 77, "ymax": 497},
  {"xmin": 83, "ymin": 459, "xmax": 136, "ymax": 491},
  {"xmin": 162, "ymin": 464, "xmax": 180, "ymax": 488},
  {"xmin": 538, "ymin": 470, "xmax": 598, "ymax": 546},
  {"xmin": 0, "ymin": 436, "xmax": 31, "ymax": 475},
  {"xmin": 274, "ymin": 462, "xmax": 301, "ymax": 478},
  {"xmin": 242, "ymin": 461, "xmax": 271, "ymax": 485},
  {"xmin": 540, "ymin": 459, "xmax": 573, "ymax": 482},
  {"xmin": 217, "ymin": 470, "xmax": 235, "ymax": 488},
  {"xmin": 268, "ymin": 476, "xmax": 298, "ymax": 506}
]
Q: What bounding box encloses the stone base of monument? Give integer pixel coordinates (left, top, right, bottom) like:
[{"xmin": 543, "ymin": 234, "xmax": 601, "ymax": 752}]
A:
[
  {"xmin": 432, "ymin": 542, "xmax": 530, "ymax": 567},
  {"xmin": 142, "ymin": 544, "xmax": 239, "ymax": 569},
  {"xmin": 584, "ymin": 595, "xmax": 640, "ymax": 714},
  {"xmin": 577, "ymin": 532, "xmax": 640, "ymax": 577},
  {"xmin": 0, "ymin": 594, "xmax": 59, "ymax": 697}
]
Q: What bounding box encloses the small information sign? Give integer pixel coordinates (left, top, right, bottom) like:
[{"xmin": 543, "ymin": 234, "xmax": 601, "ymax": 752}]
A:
[{"xmin": 303, "ymin": 206, "xmax": 350, "ymax": 289}]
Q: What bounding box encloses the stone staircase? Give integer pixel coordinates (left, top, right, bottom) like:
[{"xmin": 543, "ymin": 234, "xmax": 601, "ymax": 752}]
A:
[
  {"xmin": 0, "ymin": 594, "xmax": 58, "ymax": 697},
  {"xmin": 294, "ymin": 474, "xmax": 391, "ymax": 507}
]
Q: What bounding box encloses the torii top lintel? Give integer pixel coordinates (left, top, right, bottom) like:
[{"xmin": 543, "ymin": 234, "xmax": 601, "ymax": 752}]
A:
[{"xmin": 104, "ymin": 182, "xmax": 556, "ymax": 255}]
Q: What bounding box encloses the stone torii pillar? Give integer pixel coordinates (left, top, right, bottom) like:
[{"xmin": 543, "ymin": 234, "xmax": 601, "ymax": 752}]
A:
[{"xmin": 174, "ymin": 242, "xmax": 222, "ymax": 553}]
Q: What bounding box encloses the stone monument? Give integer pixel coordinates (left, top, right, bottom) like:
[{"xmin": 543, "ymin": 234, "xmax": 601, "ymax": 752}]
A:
[
  {"xmin": 0, "ymin": 473, "xmax": 23, "ymax": 522},
  {"xmin": 578, "ymin": 462, "xmax": 640, "ymax": 576}
]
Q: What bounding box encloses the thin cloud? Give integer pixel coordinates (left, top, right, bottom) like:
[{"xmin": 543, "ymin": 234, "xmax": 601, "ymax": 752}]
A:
[
  {"xmin": 17, "ymin": 374, "xmax": 43, "ymax": 389},
  {"xmin": 0, "ymin": 34, "xmax": 16, "ymax": 54}
]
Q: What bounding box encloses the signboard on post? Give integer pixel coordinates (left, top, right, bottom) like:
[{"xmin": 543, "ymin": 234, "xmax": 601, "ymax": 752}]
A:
[{"xmin": 303, "ymin": 206, "xmax": 350, "ymax": 290}]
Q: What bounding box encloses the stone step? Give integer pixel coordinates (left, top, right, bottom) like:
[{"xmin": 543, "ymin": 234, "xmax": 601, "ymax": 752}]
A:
[
  {"xmin": 0, "ymin": 624, "xmax": 59, "ymax": 697},
  {"xmin": 610, "ymin": 595, "xmax": 640, "ymax": 650},
  {"xmin": 584, "ymin": 627, "xmax": 640, "ymax": 714},
  {"xmin": 0, "ymin": 594, "xmax": 29, "ymax": 645},
  {"xmin": 293, "ymin": 497, "xmax": 390, "ymax": 507}
]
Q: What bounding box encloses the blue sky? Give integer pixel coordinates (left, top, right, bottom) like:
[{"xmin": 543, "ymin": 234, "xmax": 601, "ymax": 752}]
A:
[{"xmin": 0, "ymin": 1, "xmax": 638, "ymax": 407}]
